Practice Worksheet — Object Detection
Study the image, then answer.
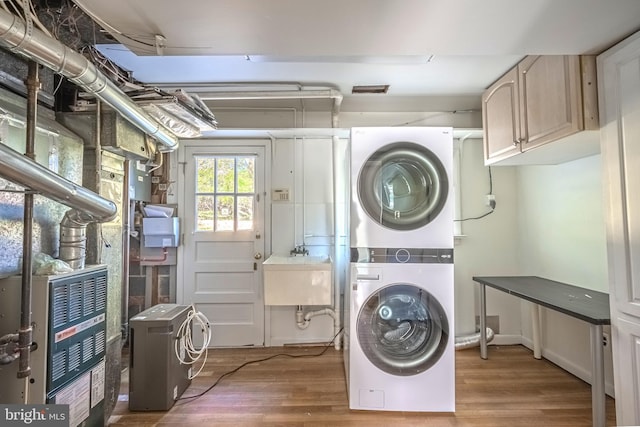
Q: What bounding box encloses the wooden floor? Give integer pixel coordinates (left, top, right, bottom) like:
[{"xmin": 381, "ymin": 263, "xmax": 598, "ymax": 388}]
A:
[{"xmin": 108, "ymin": 345, "xmax": 616, "ymax": 426}]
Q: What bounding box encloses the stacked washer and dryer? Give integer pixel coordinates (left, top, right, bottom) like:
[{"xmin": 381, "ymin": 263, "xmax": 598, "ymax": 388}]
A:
[{"xmin": 344, "ymin": 127, "xmax": 455, "ymax": 412}]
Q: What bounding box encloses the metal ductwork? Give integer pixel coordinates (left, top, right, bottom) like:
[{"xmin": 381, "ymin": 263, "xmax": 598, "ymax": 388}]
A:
[
  {"xmin": 0, "ymin": 142, "xmax": 117, "ymax": 268},
  {"xmin": 0, "ymin": 9, "xmax": 179, "ymax": 152}
]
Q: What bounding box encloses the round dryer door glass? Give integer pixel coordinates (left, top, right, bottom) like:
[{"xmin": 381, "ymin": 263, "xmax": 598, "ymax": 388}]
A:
[
  {"xmin": 356, "ymin": 284, "xmax": 449, "ymax": 376},
  {"xmin": 358, "ymin": 142, "xmax": 448, "ymax": 230}
]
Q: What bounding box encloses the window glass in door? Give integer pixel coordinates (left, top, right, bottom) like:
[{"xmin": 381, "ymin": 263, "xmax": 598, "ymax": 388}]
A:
[{"xmin": 195, "ymin": 155, "xmax": 256, "ymax": 232}]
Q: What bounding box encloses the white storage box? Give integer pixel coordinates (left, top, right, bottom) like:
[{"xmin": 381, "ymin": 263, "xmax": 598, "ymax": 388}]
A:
[{"xmin": 142, "ymin": 217, "xmax": 180, "ymax": 247}]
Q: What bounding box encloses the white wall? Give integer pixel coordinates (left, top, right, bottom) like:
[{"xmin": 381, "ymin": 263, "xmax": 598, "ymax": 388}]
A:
[
  {"xmin": 454, "ymin": 138, "xmax": 520, "ymax": 337},
  {"xmin": 516, "ymin": 154, "xmax": 613, "ymax": 394},
  {"xmin": 268, "ymin": 137, "xmax": 349, "ymax": 345},
  {"xmin": 517, "ymin": 155, "xmax": 607, "ymax": 290}
]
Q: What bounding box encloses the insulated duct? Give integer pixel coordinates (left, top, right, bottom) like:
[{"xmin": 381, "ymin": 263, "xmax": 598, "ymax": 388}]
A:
[
  {"xmin": 455, "ymin": 327, "xmax": 495, "ymax": 351},
  {"xmin": 0, "ymin": 9, "xmax": 179, "ymax": 152},
  {"xmin": 0, "ymin": 142, "xmax": 117, "ymax": 268}
]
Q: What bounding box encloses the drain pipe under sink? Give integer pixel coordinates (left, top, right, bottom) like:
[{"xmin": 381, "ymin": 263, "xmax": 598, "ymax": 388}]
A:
[{"xmin": 295, "ymin": 306, "xmax": 339, "ymax": 336}]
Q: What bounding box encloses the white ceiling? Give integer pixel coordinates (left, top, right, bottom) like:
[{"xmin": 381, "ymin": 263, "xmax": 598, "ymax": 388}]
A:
[{"xmin": 75, "ymin": 0, "xmax": 640, "ymax": 104}]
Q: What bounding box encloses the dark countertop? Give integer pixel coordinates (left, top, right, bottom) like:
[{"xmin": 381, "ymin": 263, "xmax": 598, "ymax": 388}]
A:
[{"xmin": 472, "ymin": 276, "xmax": 610, "ymax": 325}]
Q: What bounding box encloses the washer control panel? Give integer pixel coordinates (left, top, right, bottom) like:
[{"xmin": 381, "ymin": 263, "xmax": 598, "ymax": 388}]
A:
[{"xmin": 350, "ymin": 247, "xmax": 454, "ymax": 264}]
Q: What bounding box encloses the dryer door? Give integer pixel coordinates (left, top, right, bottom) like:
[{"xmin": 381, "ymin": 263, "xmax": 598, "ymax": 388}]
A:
[
  {"xmin": 356, "ymin": 283, "xmax": 449, "ymax": 376},
  {"xmin": 357, "ymin": 142, "xmax": 448, "ymax": 231}
]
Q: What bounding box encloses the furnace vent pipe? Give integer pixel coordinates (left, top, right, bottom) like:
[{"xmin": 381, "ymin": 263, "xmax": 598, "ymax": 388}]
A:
[
  {"xmin": 0, "ymin": 143, "xmax": 117, "ymax": 268},
  {"xmin": 0, "ymin": 9, "xmax": 179, "ymax": 152}
]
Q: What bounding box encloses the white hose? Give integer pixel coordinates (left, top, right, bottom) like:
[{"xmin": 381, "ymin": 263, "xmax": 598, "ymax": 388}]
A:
[{"xmin": 174, "ymin": 304, "xmax": 212, "ymax": 379}]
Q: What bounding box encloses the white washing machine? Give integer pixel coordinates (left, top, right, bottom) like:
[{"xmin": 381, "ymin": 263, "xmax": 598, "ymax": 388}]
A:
[
  {"xmin": 345, "ymin": 251, "xmax": 455, "ymax": 412},
  {"xmin": 350, "ymin": 127, "xmax": 453, "ymax": 248}
]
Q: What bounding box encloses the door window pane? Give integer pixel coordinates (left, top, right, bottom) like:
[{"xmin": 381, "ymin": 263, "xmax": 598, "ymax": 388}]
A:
[
  {"xmin": 196, "ymin": 195, "xmax": 214, "ymax": 231},
  {"xmin": 237, "ymin": 157, "xmax": 255, "ymax": 193},
  {"xmin": 237, "ymin": 196, "xmax": 254, "ymax": 230},
  {"xmin": 216, "ymin": 195, "xmax": 234, "ymax": 231},
  {"xmin": 216, "ymin": 158, "xmax": 235, "ymax": 193},
  {"xmin": 196, "ymin": 158, "xmax": 215, "ymax": 193},
  {"xmin": 195, "ymin": 155, "xmax": 256, "ymax": 232}
]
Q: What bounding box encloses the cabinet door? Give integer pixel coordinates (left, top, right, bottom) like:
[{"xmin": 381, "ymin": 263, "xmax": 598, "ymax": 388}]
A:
[
  {"xmin": 599, "ymin": 31, "xmax": 640, "ymax": 424},
  {"xmin": 482, "ymin": 67, "xmax": 521, "ymax": 164},
  {"xmin": 519, "ymin": 55, "xmax": 583, "ymax": 151}
]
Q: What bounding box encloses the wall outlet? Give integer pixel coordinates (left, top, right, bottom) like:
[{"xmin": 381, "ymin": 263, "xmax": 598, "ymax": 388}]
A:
[
  {"xmin": 603, "ymin": 332, "xmax": 609, "ymax": 347},
  {"xmin": 485, "ymin": 194, "xmax": 496, "ymax": 209}
]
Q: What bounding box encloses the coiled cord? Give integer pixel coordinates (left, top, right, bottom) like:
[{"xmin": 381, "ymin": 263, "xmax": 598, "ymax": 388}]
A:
[{"xmin": 174, "ymin": 304, "xmax": 212, "ymax": 379}]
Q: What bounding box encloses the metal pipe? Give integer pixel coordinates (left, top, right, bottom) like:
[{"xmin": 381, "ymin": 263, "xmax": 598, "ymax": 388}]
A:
[
  {"xmin": 0, "ymin": 9, "xmax": 178, "ymax": 152},
  {"xmin": 332, "ymin": 135, "xmax": 342, "ymax": 350},
  {"xmin": 94, "ymin": 100, "xmax": 103, "ymax": 261},
  {"xmin": 195, "ymin": 89, "xmax": 343, "ymax": 127},
  {"xmin": 0, "ymin": 143, "xmax": 117, "ymax": 223},
  {"xmin": 121, "ymin": 163, "xmax": 131, "ymax": 345},
  {"xmin": 17, "ymin": 61, "xmax": 38, "ymax": 379}
]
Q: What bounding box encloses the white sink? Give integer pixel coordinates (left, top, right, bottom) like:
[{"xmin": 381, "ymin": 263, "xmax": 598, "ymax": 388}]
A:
[{"xmin": 263, "ymin": 255, "xmax": 332, "ymax": 306}]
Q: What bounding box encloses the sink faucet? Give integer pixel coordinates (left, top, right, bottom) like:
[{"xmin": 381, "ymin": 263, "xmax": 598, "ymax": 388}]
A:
[{"xmin": 290, "ymin": 245, "xmax": 309, "ymax": 256}]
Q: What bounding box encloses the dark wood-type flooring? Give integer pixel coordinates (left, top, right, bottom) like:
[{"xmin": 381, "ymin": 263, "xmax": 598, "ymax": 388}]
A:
[{"xmin": 108, "ymin": 344, "xmax": 617, "ymax": 426}]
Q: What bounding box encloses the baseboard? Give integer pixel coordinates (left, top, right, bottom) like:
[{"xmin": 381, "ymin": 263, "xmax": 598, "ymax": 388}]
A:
[
  {"xmin": 521, "ymin": 337, "xmax": 615, "ymax": 397},
  {"xmin": 269, "ymin": 336, "xmax": 338, "ymax": 347},
  {"xmin": 489, "ymin": 334, "xmax": 523, "ymax": 346}
]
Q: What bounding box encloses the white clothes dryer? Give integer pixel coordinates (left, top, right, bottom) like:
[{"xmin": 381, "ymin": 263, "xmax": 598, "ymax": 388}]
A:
[
  {"xmin": 350, "ymin": 127, "xmax": 453, "ymax": 248},
  {"xmin": 345, "ymin": 252, "xmax": 455, "ymax": 412}
]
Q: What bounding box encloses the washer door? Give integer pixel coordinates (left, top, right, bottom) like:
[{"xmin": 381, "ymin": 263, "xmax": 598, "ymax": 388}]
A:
[
  {"xmin": 356, "ymin": 284, "xmax": 449, "ymax": 376},
  {"xmin": 358, "ymin": 141, "xmax": 448, "ymax": 230}
]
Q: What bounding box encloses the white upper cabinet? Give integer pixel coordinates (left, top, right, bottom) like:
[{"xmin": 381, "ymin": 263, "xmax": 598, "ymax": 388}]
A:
[{"xmin": 482, "ymin": 55, "xmax": 600, "ymax": 166}]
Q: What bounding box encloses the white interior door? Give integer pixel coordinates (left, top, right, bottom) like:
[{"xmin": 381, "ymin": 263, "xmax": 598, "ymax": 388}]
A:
[
  {"xmin": 599, "ymin": 31, "xmax": 640, "ymax": 424},
  {"xmin": 181, "ymin": 143, "xmax": 266, "ymax": 347}
]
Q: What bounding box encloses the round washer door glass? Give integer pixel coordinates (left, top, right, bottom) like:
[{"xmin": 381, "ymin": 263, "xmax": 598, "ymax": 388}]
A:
[
  {"xmin": 358, "ymin": 141, "xmax": 448, "ymax": 230},
  {"xmin": 356, "ymin": 283, "xmax": 449, "ymax": 376}
]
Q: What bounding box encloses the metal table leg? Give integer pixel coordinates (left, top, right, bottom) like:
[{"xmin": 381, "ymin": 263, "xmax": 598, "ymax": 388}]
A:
[
  {"xmin": 531, "ymin": 303, "xmax": 542, "ymax": 359},
  {"xmin": 480, "ymin": 283, "xmax": 487, "ymax": 360},
  {"xmin": 590, "ymin": 324, "xmax": 605, "ymax": 427}
]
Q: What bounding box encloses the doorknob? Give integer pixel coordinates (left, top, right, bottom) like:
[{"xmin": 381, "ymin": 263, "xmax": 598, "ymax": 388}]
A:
[{"xmin": 254, "ymin": 252, "xmax": 262, "ymax": 260}]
